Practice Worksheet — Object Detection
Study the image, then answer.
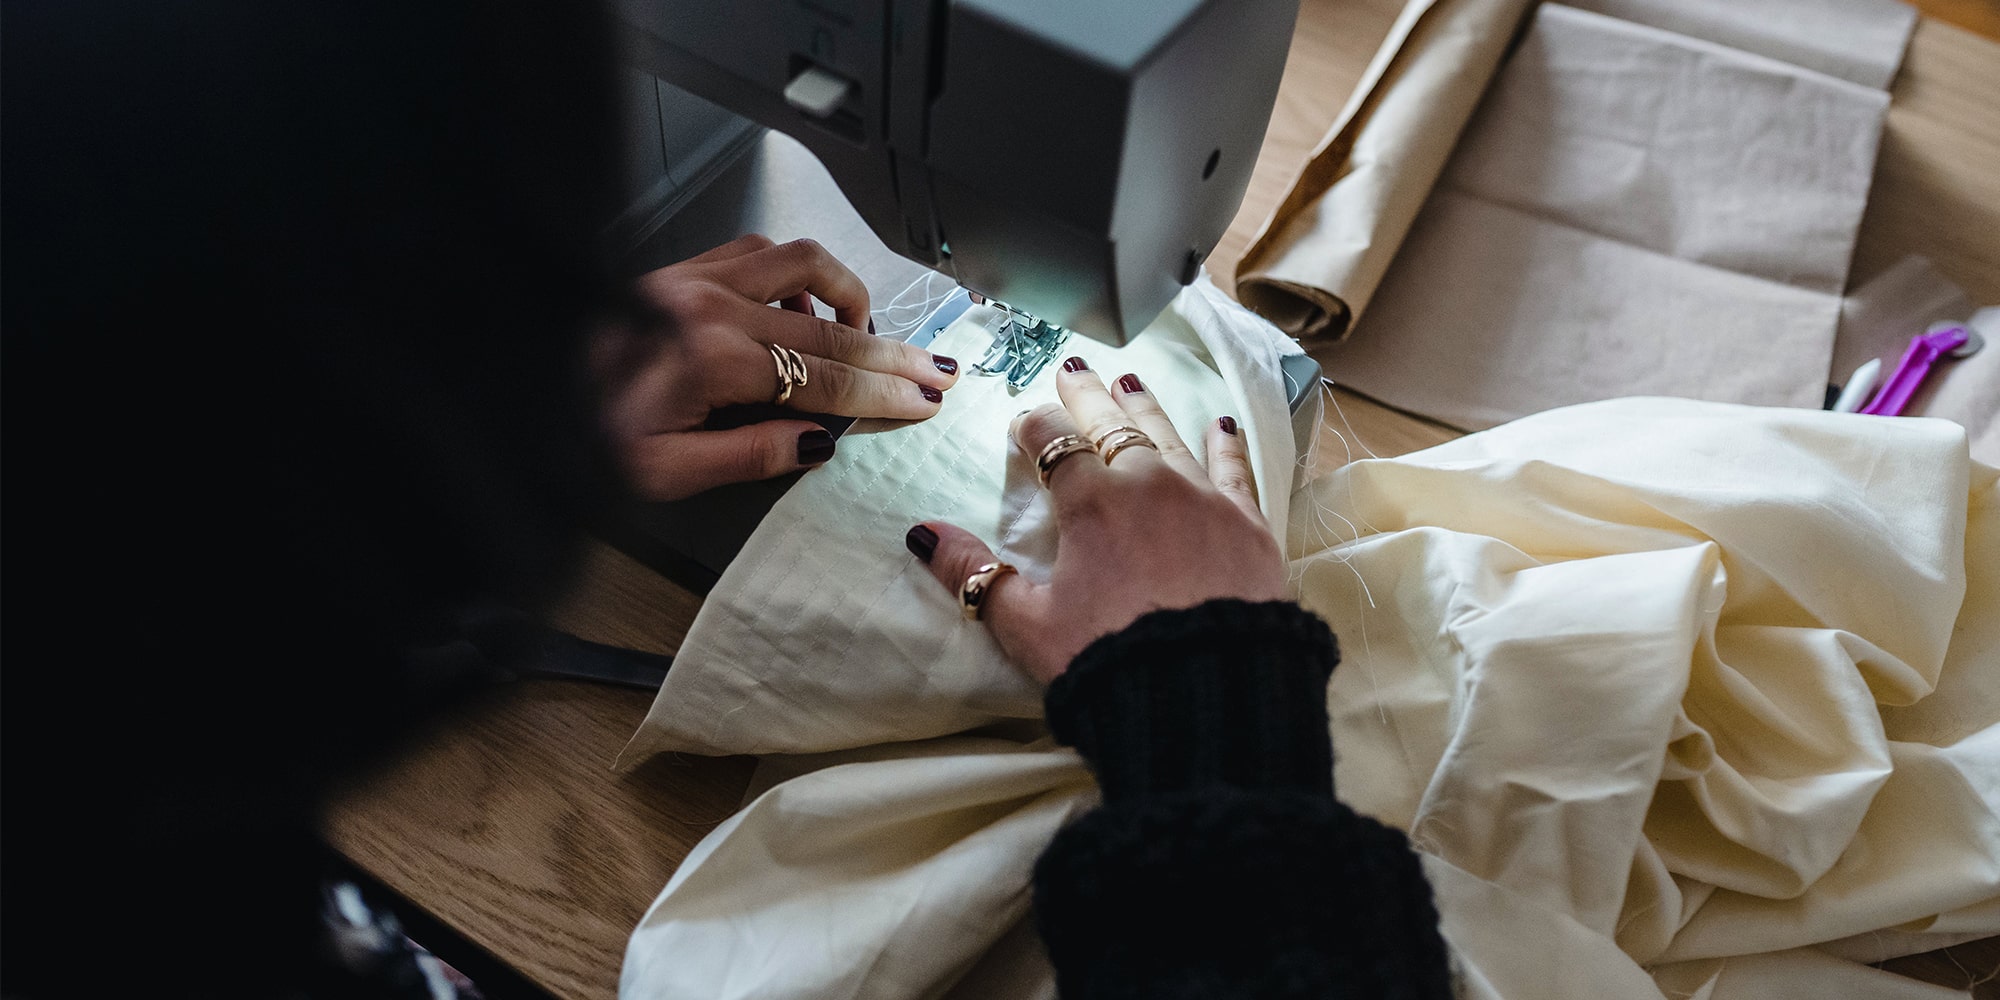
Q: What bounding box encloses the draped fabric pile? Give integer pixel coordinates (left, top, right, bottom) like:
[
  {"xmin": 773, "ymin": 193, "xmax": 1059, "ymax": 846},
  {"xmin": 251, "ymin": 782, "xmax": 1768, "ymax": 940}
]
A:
[{"xmin": 619, "ymin": 285, "xmax": 1998, "ymax": 996}]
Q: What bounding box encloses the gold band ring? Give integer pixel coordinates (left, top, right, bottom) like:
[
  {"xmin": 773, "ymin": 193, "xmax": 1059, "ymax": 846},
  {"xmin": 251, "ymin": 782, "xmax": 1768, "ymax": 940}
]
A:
[
  {"xmin": 768, "ymin": 344, "xmax": 810, "ymax": 405},
  {"xmin": 1035, "ymin": 434, "xmax": 1095, "ymax": 489},
  {"xmin": 960, "ymin": 561, "xmax": 1018, "ymax": 621},
  {"xmin": 1090, "ymin": 425, "xmax": 1144, "ymax": 451},
  {"xmin": 1095, "ymin": 428, "xmax": 1158, "ymax": 464}
]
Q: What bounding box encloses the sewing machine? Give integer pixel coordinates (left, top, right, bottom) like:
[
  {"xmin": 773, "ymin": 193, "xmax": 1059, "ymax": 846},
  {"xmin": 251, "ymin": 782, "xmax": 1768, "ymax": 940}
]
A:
[
  {"xmin": 617, "ymin": 0, "xmax": 1301, "ymax": 347},
  {"xmin": 607, "ymin": 0, "xmax": 1319, "ymax": 583}
]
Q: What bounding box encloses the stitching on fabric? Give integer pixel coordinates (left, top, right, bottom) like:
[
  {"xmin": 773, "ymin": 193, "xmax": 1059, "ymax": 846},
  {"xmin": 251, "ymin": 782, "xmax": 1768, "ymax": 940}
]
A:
[{"xmin": 749, "ymin": 325, "xmax": 998, "ymax": 673}]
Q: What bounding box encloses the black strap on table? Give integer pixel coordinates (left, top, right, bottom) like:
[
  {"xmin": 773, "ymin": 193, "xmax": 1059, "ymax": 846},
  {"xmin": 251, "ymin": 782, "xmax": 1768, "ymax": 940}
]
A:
[{"xmin": 454, "ymin": 605, "xmax": 672, "ymax": 691}]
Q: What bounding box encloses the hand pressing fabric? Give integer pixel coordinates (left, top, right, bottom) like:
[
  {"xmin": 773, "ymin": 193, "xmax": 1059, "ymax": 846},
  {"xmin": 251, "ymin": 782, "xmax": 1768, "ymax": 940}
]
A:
[
  {"xmin": 595, "ymin": 234, "xmax": 961, "ymax": 500},
  {"xmin": 903, "ymin": 358, "xmax": 1451, "ymax": 999},
  {"xmin": 905, "ymin": 356, "xmax": 1287, "ymax": 684}
]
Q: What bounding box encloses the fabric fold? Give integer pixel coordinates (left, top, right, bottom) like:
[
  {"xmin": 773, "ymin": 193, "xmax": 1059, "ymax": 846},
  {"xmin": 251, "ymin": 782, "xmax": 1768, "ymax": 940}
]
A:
[
  {"xmin": 619, "ymin": 276, "xmax": 1301, "ymax": 763},
  {"xmin": 1235, "ymin": 0, "xmax": 1537, "ymax": 339},
  {"xmin": 621, "ymin": 395, "xmax": 1999, "ymax": 1000}
]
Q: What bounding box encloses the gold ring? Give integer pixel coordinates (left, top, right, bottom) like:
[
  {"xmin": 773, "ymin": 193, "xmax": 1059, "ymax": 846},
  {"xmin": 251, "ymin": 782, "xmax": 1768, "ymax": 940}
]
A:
[
  {"xmin": 784, "ymin": 346, "xmax": 810, "ymax": 388},
  {"xmin": 769, "ymin": 344, "xmax": 810, "ymax": 405},
  {"xmin": 1090, "ymin": 425, "xmax": 1144, "ymax": 451},
  {"xmin": 1095, "ymin": 428, "xmax": 1158, "ymax": 464},
  {"xmin": 1035, "ymin": 434, "xmax": 1095, "ymax": 488},
  {"xmin": 959, "ymin": 561, "xmax": 1018, "ymax": 621}
]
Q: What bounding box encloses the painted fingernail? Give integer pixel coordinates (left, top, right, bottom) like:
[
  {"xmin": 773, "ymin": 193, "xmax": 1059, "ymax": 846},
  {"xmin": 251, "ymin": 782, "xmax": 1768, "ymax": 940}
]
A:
[
  {"xmin": 933, "ymin": 355, "xmax": 959, "ymax": 376},
  {"xmin": 1218, "ymin": 416, "xmax": 1238, "ymax": 436},
  {"xmin": 1117, "ymin": 374, "xmax": 1145, "ymax": 394},
  {"xmin": 869, "ymin": 318, "xmax": 878, "ymax": 335},
  {"xmin": 1063, "ymin": 356, "xmax": 1089, "ymax": 373},
  {"xmin": 906, "ymin": 524, "xmax": 939, "ymax": 562},
  {"xmin": 798, "ymin": 429, "xmax": 836, "ymax": 464},
  {"xmin": 920, "ymin": 385, "xmax": 943, "ymax": 403}
]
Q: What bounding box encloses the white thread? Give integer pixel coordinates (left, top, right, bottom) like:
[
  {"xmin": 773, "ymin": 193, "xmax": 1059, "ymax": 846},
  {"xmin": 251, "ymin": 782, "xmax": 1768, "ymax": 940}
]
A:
[
  {"xmin": 870, "ymin": 271, "xmax": 956, "ymax": 340},
  {"xmin": 1940, "ymin": 942, "xmax": 1999, "ymax": 989},
  {"xmin": 1326, "ymin": 380, "xmax": 1381, "ymax": 460}
]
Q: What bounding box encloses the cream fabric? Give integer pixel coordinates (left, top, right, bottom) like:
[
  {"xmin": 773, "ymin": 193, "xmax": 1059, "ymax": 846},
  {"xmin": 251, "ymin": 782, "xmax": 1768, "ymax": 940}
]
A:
[
  {"xmin": 1297, "ymin": 398, "xmax": 1998, "ymax": 997},
  {"xmin": 622, "ymin": 394, "xmax": 1999, "ymax": 999},
  {"xmin": 619, "ymin": 276, "xmax": 1302, "ymax": 762},
  {"xmin": 622, "ymin": 738, "xmax": 1091, "ymax": 1000}
]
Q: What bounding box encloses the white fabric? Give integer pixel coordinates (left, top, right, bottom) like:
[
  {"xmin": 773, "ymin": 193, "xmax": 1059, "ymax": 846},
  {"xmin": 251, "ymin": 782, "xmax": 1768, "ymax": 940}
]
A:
[
  {"xmin": 619, "ymin": 276, "xmax": 1302, "ymax": 762},
  {"xmin": 1322, "ymin": 3, "xmax": 1900, "ymax": 429},
  {"xmin": 622, "ymin": 396, "xmax": 1999, "ymax": 1000}
]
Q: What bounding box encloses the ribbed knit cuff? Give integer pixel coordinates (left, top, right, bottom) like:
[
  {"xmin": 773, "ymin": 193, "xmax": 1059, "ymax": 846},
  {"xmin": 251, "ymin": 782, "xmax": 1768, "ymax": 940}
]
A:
[
  {"xmin": 1045, "ymin": 599, "xmax": 1339, "ymax": 803},
  {"xmin": 1033, "ymin": 792, "xmax": 1454, "ymax": 1000}
]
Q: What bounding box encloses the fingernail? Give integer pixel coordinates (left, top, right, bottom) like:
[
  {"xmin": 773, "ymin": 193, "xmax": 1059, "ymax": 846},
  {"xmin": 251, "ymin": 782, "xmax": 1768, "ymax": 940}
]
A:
[
  {"xmin": 1117, "ymin": 374, "xmax": 1145, "ymax": 394},
  {"xmin": 933, "ymin": 355, "xmax": 959, "ymax": 376},
  {"xmin": 868, "ymin": 318, "xmax": 878, "ymax": 335},
  {"xmin": 906, "ymin": 524, "xmax": 939, "ymax": 563},
  {"xmin": 1062, "ymin": 356, "xmax": 1089, "ymax": 373},
  {"xmin": 798, "ymin": 429, "xmax": 836, "ymax": 464},
  {"xmin": 1218, "ymin": 416, "xmax": 1238, "ymax": 436},
  {"xmin": 920, "ymin": 385, "xmax": 943, "ymax": 403}
]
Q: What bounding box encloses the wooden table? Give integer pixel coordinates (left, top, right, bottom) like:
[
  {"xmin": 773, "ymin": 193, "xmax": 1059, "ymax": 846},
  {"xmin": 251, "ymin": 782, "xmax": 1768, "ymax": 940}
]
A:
[{"xmin": 324, "ymin": 3, "xmax": 2000, "ymax": 996}]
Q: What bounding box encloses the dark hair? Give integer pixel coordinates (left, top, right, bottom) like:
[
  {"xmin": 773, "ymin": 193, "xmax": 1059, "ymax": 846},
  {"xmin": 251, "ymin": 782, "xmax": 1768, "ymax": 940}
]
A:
[{"xmin": 5, "ymin": 1, "xmax": 622, "ymax": 990}]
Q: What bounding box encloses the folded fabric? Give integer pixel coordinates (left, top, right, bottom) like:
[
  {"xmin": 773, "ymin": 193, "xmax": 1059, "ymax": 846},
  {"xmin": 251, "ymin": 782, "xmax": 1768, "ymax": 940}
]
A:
[
  {"xmin": 623, "ymin": 396, "xmax": 1998, "ymax": 999},
  {"xmin": 1234, "ymin": 0, "xmax": 1914, "ymax": 350},
  {"xmin": 1321, "ymin": 3, "xmax": 1900, "ymax": 429},
  {"xmin": 1564, "ymin": 0, "xmax": 1915, "ymax": 88},
  {"xmin": 1236, "ymin": 0, "xmax": 1535, "ymax": 340},
  {"xmin": 618, "ymin": 276, "xmax": 1302, "ymax": 762}
]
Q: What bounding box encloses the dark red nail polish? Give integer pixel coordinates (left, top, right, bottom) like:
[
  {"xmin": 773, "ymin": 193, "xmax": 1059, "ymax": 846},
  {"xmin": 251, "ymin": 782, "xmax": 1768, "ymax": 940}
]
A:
[
  {"xmin": 933, "ymin": 355, "xmax": 959, "ymax": 376},
  {"xmin": 1117, "ymin": 373, "xmax": 1145, "ymax": 394},
  {"xmin": 920, "ymin": 384, "xmax": 943, "ymax": 403},
  {"xmin": 798, "ymin": 429, "xmax": 836, "ymax": 464},
  {"xmin": 1218, "ymin": 415, "xmax": 1238, "ymax": 436},
  {"xmin": 1063, "ymin": 356, "xmax": 1089, "ymax": 373},
  {"xmin": 868, "ymin": 318, "xmax": 878, "ymax": 335},
  {"xmin": 906, "ymin": 524, "xmax": 939, "ymax": 562}
]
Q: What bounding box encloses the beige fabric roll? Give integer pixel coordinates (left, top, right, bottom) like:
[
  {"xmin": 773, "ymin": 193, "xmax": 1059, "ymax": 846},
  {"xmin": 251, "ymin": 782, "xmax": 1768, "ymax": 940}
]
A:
[{"xmin": 1235, "ymin": 0, "xmax": 1536, "ymax": 340}]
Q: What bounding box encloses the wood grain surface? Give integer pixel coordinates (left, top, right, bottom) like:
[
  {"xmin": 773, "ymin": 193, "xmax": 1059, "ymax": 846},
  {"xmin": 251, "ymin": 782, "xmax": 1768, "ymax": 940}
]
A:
[
  {"xmin": 1851, "ymin": 17, "xmax": 2000, "ymax": 305},
  {"xmin": 323, "ymin": 678, "xmax": 756, "ymax": 999},
  {"xmin": 324, "ymin": 4, "xmax": 2000, "ymax": 997}
]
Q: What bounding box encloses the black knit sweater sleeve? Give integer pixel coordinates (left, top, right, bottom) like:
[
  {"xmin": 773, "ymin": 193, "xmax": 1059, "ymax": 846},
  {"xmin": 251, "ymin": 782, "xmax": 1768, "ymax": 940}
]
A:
[{"xmin": 1033, "ymin": 599, "xmax": 1452, "ymax": 1000}]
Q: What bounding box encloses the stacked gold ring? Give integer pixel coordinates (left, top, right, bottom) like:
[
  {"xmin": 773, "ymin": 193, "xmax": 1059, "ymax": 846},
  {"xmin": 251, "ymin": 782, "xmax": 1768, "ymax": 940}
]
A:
[
  {"xmin": 1035, "ymin": 433, "xmax": 1095, "ymax": 488},
  {"xmin": 959, "ymin": 561, "xmax": 1018, "ymax": 621},
  {"xmin": 768, "ymin": 344, "xmax": 810, "ymax": 405},
  {"xmin": 1092, "ymin": 425, "xmax": 1157, "ymax": 464}
]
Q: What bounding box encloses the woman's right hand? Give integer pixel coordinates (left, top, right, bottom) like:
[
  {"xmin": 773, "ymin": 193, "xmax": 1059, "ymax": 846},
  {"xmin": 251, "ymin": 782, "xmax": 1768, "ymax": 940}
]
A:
[
  {"xmin": 906, "ymin": 359, "xmax": 1289, "ymax": 685},
  {"xmin": 596, "ymin": 234, "xmax": 960, "ymax": 501}
]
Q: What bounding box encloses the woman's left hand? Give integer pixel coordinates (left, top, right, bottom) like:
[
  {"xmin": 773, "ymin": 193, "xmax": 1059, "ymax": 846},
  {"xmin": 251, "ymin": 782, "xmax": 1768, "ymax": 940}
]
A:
[{"xmin": 596, "ymin": 234, "xmax": 961, "ymax": 500}]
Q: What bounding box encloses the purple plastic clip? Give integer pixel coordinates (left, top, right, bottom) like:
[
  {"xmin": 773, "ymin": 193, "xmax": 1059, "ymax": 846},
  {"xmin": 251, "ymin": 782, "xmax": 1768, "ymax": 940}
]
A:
[{"xmin": 1857, "ymin": 325, "xmax": 1972, "ymax": 416}]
